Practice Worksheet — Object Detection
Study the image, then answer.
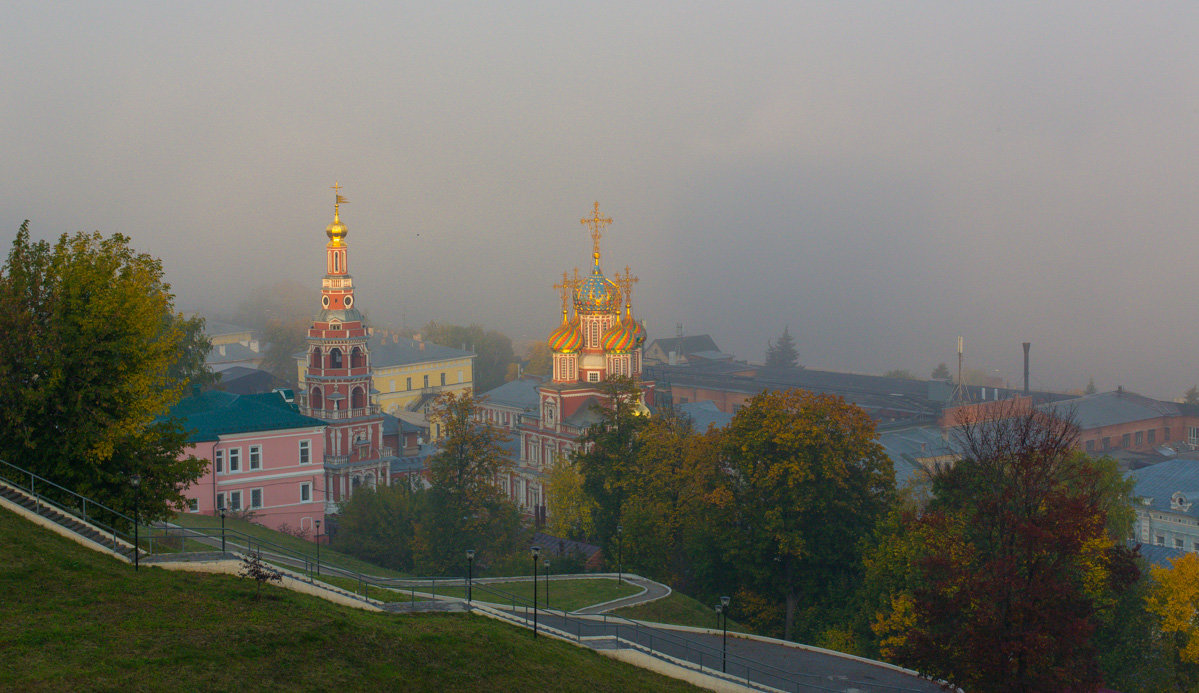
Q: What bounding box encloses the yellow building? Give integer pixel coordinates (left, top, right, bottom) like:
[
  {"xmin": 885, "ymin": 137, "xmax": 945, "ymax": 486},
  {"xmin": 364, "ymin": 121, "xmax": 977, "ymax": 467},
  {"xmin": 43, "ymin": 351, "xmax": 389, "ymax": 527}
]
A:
[{"xmin": 368, "ymin": 330, "xmax": 475, "ymax": 415}]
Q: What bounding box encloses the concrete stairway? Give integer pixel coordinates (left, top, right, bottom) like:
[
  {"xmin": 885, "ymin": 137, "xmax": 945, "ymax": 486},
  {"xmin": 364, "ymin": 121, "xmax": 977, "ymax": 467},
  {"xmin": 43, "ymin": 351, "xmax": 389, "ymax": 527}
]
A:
[{"xmin": 0, "ymin": 480, "xmax": 138, "ymax": 563}]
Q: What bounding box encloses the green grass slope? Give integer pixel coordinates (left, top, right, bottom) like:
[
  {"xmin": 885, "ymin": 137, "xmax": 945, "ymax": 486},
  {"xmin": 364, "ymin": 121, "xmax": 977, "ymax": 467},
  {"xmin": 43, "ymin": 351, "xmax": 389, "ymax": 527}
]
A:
[{"xmin": 0, "ymin": 507, "xmax": 696, "ymax": 692}]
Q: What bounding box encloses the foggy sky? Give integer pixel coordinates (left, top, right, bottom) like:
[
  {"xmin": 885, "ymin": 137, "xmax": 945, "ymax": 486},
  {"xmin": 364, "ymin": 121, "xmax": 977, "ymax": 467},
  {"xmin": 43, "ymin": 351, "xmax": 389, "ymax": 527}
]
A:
[{"xmin": 5, "ymin": 3, "xmax": 1199, "ymax": 398}]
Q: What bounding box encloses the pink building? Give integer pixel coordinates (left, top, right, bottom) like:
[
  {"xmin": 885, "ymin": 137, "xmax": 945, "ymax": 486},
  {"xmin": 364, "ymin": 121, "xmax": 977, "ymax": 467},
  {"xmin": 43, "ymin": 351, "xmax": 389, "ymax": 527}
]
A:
[{"xmin": 176, "ymin": 390, "xmax": 328, "ymax": 536}]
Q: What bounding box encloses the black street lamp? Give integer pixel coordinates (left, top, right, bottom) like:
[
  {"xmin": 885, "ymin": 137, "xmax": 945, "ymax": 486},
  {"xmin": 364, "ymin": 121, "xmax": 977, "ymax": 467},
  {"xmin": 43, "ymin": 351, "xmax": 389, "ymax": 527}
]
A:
[
  {"xmin": 616, "ymin": 524, "xmax": 623, "ymax": 585},
  {"xmin": 543, "ymin": 559, "xmax": 550, "ymax": 608},
  {"xmin": 719, "ymin": 595, "xmax": 731, "ymax": 673},
  {"xmin": 314, "ymin": 519, "xmax": 322, "ymax": 577},
  {"xmin": 531, "ymin": 545, "xmax": 541, "ymax": 639},
  {"xmin": 219, "ymin": 507, "xmax": 227, "ymax": 554},
  {"xmin": 130, "ymin": 474, "xmax": 141, "ymax": 572},
  {"xmin": 466, "ymin": 549, "xmax": 476, "ymax": 605}
]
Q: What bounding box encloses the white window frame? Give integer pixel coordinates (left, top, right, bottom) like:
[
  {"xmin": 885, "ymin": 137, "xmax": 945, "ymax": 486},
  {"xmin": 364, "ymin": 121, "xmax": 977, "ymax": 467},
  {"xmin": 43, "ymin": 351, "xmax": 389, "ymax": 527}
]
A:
[
  {"xmin": 250, "ymin": 488, "xmax": 263, "ymax": 509},
  {"xmin": 216, "ymin": 493, "xmax": 225, "ymax": 510},
  {"xmin": 299, "ymin": 439, "xmax": 311, "ymax": 465},
  {"xmin": 588, "ymin": 372, "xmax": 599, "ymax": 382},
  {"xmin": 300, "ymin": 482, "xmax": 312, "ymax": 503},
  {"xmin": 249, "ymin": 445, "xmax": 262, "ymax": 471},
  {"xmin": 187, "ymin": 498, "xmax": 199, "ymax": 512},
  {"xmin": 230, "ymin": 490, "xmax": 242, "ymax": 511},
  {"xmin": 214, "ymin": 449, "xmax": 224, "ymax": 474},
  {"xmin": 228, "ymin": 447, "xmax": 241, "ymax": 472}
]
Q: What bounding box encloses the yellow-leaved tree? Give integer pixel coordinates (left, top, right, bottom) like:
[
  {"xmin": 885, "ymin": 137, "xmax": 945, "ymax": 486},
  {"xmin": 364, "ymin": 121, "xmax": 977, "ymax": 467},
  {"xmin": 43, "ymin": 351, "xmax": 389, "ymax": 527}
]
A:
[{"xmin": 1148, "ymin": 552, "xmax": 1199, "ymax": 666}]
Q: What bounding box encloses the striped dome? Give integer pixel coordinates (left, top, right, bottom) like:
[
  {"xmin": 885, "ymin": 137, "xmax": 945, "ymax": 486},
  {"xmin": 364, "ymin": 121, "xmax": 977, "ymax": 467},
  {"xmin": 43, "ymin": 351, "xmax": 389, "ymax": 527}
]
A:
[
  {"xmin": 548, "ymin": 316, "xmax": 583, "ymax": 353},
  {"xmin": 602, "ymin": 320, "xmax": 637, "ymax": 353},
  {"xmin": 630, "ymin": 318, "xmax": 647, "ymax": 347}
]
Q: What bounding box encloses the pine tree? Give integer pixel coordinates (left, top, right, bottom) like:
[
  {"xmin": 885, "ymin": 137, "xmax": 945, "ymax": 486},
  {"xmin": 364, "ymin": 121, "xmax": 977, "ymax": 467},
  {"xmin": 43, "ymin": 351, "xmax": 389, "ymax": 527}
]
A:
[
  {"xmin": 765, "ymin": 326, "xmax": 799, "ymax": 368},
  {"xmin": 931, "ymin": 363, "xmax": 951, "ymax": 380}
]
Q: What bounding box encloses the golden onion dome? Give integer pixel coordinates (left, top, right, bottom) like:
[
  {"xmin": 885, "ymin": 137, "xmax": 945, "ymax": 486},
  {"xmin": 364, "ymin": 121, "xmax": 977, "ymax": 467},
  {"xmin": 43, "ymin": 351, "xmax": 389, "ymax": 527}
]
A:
[
  {"xmin": 326, "ymin": 210, "xmax": 348, "ymax": 246},
  {"xmin": 548, "ymin": 314, "xmax": 583, "ymax": 353}
]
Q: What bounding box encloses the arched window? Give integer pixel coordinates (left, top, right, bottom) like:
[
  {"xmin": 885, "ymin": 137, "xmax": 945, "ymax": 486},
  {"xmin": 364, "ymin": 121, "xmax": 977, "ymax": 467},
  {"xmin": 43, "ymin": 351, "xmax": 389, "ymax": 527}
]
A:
[
  {"xmin": 333, "ymin": 252, "xmax": 340, "ymax": 273},
  {"xmin": 351, "ymin": 346, "xmax": 365, "ymax": 368},
  {"xmin": 330, "ymin": 348, "xmax": 343, "ymax": 369},
  {"xmin": 310, "ymin": 347, "xmax": 322, "ymax": 369},
  {"xmin": 310, "ymin": 388, "xmax": 323, "ymax": 411},
  {"xmin": 351, "ymin": 387, "xmax": 365, "ymax": 409}
]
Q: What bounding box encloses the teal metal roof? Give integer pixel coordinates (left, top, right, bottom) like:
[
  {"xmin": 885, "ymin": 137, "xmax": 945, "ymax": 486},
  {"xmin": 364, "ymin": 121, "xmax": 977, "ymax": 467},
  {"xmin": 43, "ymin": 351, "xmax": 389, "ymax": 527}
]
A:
[{"xmin": 169, "ymin": 390, "xmax": 326, "ymax": 443}]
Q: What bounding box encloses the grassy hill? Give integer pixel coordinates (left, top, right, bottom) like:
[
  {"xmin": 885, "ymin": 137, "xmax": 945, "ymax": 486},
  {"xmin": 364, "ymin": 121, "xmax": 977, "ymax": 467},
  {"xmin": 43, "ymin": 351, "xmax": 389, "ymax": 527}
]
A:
[{"xmin": 0, "ymin": 506, "xmax": 696, "ymax": 691}]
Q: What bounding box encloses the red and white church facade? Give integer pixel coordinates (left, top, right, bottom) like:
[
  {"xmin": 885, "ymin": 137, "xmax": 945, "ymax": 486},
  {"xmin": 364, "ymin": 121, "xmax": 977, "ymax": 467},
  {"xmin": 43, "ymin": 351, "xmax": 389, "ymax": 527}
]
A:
[{"xmin": 494, "ymin": 203, "xmax": 653, "ymax": 520}]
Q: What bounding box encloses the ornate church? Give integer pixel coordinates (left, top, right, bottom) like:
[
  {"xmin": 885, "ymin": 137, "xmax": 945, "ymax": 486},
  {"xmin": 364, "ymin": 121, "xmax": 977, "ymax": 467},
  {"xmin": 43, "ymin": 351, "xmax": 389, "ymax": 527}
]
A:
[
  {"xmin": 296, "ymin": 185, "xmax": 391, "ymax": 508},
  {"xmin": 501, "ymin": 203, "xmax": 654, "ymax": 520}
]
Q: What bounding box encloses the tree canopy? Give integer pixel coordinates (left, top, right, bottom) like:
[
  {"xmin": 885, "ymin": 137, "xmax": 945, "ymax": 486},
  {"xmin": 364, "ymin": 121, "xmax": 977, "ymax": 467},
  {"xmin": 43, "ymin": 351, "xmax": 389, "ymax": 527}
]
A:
[
  {"xmin": 0, "ymin": 223, "xmax": 208, "ymax": 520},
  {"xmin": 422, "ymin": 322, "xmax": 515, "ymax": 393},
  {"xmin": 930, "ymin": 363, "xmax": 950, "ymax": 380},
  {"xmin": 873, "ymin": 402, "xmax": 1139, "ymax": 692},
  {"xmin": 764, "ymin": 326, "xmax": 799, "ymax": 368}
]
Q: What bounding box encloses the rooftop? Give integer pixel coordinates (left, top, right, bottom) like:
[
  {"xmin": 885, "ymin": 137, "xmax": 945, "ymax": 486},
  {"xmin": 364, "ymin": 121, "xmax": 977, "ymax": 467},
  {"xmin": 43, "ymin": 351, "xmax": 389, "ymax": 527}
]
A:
[
  {"xmin": 169, "ymin": 390, "xmax": 325, "ymax": 443},
  {"xmin": 369, "ymin": 334, "xmax": 474, "ymax": 369},
  {"xmin": 480, "ymin": 376, "xmax": 545, "ymax": 410},
  {"xmin": 1039, "ymin": 389, "xmax": 1179, "ymax": 429}
]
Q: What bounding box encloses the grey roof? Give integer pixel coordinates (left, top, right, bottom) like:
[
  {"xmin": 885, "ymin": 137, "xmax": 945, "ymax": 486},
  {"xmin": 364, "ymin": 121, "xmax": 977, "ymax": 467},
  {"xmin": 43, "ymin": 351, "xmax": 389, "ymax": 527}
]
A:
[
  {"xmin": 647, "ymin": 334, "xmax": 720, "ymax": 356},
  {"xmin": 1129, "ymin": 457, "xmax": 1199, "ymax": 519},
  {"xmin": 688, "ymin": 350, "xmax": 736, "ymax": 362},
  {"xmin": 368, "ymin": 334, "xmax": 474, "ymax": 368},
  {"xmin": 1136, "ymin": 543, "xmax": 1189, "ymax": 569},
  {"xmin": 877, "ymin": 425, "xmax": 958, "ymax": 489},
  {"xmin": 564, "ymin": 397, "xmax": 606, "ymax": 428},
  {"xmin": 202, "ymin": 319, "xmax": 255, "ymax": 338},
  {"xmin": 676, "ymin": 400, "xmax": 734, "ymax": 431},
  {"xmin": 480, "ymin": 376, "xmax": 544, "ymax": 409},
  {"xmin": 205, "ymin": 341, "xmax": 263, "ymax": 365},
  {"xmin": 1039, "ymin": 390, "xmax": 1178, "ymax": 430}
]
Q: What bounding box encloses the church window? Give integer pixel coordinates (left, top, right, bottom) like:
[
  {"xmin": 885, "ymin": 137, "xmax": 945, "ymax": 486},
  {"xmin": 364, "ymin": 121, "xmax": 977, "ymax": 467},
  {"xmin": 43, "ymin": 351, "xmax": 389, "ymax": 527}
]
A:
[
  {"xmin": 351, "ymin": 347, "xmax": 365, "ymax": 368},
  {"xmin": 299, "ymin": 440, "xmax": 310, "ymax": 465},
  {"xmin": 334, "ymin": 252, "xmax": 340, "ymax": 272},
  {"xmin": 310, "ymin": 348, "xmax": 322, "ymax": 369},
  {"xmin": 351, "ymin": 387, "xmax": 365, "ymax": 409},
  {"xmin": 589, "ymin": 372, "xmax": 599, "ymax": 382},
  {"xmin": 330, "ymin": 348, "xmax": 343, "ymax": 368}
]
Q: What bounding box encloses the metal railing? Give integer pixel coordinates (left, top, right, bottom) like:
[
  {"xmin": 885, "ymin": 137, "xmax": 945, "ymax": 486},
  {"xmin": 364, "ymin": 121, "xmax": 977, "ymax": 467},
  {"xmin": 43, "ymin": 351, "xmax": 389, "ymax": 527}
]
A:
[{"xmin": 0, "ymin": 459, "xmax": 134, "ymax": 556}]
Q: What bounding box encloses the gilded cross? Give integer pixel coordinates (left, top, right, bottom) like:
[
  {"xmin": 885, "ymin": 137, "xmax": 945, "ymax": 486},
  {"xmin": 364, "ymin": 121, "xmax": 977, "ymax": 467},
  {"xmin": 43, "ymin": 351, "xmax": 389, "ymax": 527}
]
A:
[
  {"xmin": 580, "ymin": 201, "xmax": 613, "ymax": 261},
  {"xmin": 552, "ymin": 271, "xmax": 571, "ymax": 315},
  {"xmin": 616, "ymin": 265, "xmax": 639, "ymax": 305}
]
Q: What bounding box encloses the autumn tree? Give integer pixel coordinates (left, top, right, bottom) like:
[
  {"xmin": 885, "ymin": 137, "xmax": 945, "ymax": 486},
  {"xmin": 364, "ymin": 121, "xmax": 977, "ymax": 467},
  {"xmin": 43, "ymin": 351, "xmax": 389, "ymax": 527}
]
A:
[
  {"xmin": 545, "ymin": 452, "xmax": 595, "ymax": 541},
  {"xmin": 764, "ymin": 326, "xmax": 799, "ymax": 368},
  {"xmin": 1147, "ymin": 552, "xmax": 1199, "ymax": 684},
  {"xmin": 523, "ymin": 342, "xmax": 553, "ymax": 377},
  {"xmin": 720, "ymin": 389, "xmax": 893, "ymax": 641},
  {"xmin": 422, "ymin": 322, "xmax": 515, "ymax": 392},
  {"xmin": 874, "ymin": 403, "xmax": 1140, "ymax": 692},
  {"xmin": 0, "ymin": 223, "xmax": 207, "ymax": 521},
  {"xmin": 413, "ymin": 389, "xmax": 521, "ymax": 574}
]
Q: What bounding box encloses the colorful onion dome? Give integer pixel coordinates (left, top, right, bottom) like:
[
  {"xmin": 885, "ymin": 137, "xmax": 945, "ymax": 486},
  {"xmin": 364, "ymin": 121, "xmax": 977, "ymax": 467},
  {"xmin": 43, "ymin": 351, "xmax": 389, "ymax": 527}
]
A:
[
  {"xmin": 630, "ymin": 318, "xmax": 647, "ymax": 347},
  {"xmin": 547, "ymin": 314, "xmax": 583, "ymax": 353},
  {"xmin": 602, "ymin": 319, "xmax": 638, "ymax": 353},
  {"xmin": 574, "ymin": 266, "xmax": 620, "ymax": 314}
]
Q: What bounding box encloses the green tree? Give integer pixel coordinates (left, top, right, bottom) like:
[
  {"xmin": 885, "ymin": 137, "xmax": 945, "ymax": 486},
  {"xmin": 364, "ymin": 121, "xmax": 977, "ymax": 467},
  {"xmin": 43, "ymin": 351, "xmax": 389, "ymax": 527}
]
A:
[
  {"xmin": 931, "ymin": 363, "xmax": 951, "ymax": 380},
  {"xmin": 0, "ymin": 223, "xmax": 207, "ymax": 521},
  {"xmin": 764, "ymin": 326, "xmax": 799, "ymax": 368},
  {"xmin": 573, "ymin": 377, "xmax": 649, "ymax": 554},
  {"xmin": 1085, "ymin": 377, "xmax": 1098, "ymax": 395},
  {"xmin": 720, "ymin": 388, "xmax": 893, "ymax": 641},
  {"xmin": 523, "ymin": 342, "xmax": 553, "ymax": 377},
  {"xmin": 333, "ymin": 483, "xmax": 418, "ymax": 571},
  {"xmin": 884, "ymin": 369, "xmax": 915, "ymax": 380},
  {"xmin": 545, "ymin": 452, "xmax": 595, "ymax": 540},
  {"xmin": 413, "ymin": 389, "xmax": 520, "ymax": 574},
  {"xmin": 1184, "ymin": 385, "xmax": 1199, "ymax": 406},
  {"xmin": 874, "ymin": 403, "xmax": 1140, "ymax": 692},
  {"xmin": 423, "ymin": 322, "xmax": 515, "ymax": 393}
]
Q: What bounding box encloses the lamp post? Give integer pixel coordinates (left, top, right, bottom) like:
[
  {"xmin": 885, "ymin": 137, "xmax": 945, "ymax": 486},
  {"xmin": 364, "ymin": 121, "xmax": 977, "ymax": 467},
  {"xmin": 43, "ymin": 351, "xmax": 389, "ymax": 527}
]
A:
[
  {"xmin": 616, "ymin": 524, "xmax": 623, "ymax": 585},
  {"xmin": 466, "ymin": 549, "xmax": 476, "ymax": 605},
  {"xmin": 720, "ymin": 595, "xmax": 731, "ymax": 673},
  {"xmin": 531, "ymin": 545, "xmax": 541, "ymax": 639},
  {"xmin": 543, "ymin": 559, "xmax": 550, "ymax": 608},
  {"xmin": 219, "ymin": 507, "xmax": 226, "ymax": 554},
  {"xmin": 314, "ymin": 519, "xmax": 322, "ymax": 577},
  {"xmin": 130, "ymin": 474, "xmax": 141, "ymax": 572}
]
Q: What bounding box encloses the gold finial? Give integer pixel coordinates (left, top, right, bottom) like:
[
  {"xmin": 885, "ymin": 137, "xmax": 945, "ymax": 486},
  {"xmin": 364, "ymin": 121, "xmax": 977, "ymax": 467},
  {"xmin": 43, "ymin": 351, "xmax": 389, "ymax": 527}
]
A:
[
  {"xmin": 326, "ymin": 181, "xmax": 349, "ymax": 245},
  {"xmin": 580, "ymin": 201, "xmax": 612, "ymax": 266},
  {"xmin": 553, "ymin": 271, "xmax": 572, "ymax": 321},
  {"xmin": 616, "ymin": 265, "xmax": 639, "ymax": 308}
]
